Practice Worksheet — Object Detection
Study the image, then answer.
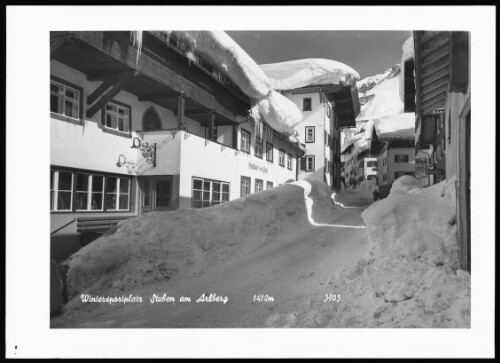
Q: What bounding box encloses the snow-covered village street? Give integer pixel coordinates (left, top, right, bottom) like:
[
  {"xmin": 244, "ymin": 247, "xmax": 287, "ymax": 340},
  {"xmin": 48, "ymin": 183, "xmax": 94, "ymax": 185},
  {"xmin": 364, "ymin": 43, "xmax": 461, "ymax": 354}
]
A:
[
  {"xmin": 8, "ymin": 5, "xmax": 498, "ymax": 359},
  {"xmin": 51, "ymin": 177, "xmax": 469, "ymax": 328}
]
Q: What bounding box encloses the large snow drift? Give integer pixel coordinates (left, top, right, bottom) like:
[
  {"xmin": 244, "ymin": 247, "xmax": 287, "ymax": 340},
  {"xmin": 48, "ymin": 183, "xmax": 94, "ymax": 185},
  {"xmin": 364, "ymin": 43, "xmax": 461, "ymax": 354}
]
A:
[
  {"xmin": 133, "ymin": 31, "xmax": 303, "ymax": 134},
  {"xmin": 63, "ymin": 181, "xmax": 341, "ymax": 302},
  {"xmin": 266, "ymin": 176, "xmax": 470, "ymax": 328},
  {"xmin": 260, "ymin": 58, "xmax": 360, "ymax": 91}
]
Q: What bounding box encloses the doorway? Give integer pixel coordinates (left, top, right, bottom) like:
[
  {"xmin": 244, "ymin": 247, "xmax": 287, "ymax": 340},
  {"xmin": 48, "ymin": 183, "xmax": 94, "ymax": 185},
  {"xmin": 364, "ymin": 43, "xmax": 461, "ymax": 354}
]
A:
[{"xmin": 141, "ymin": 178, "xmax": 172, "ymax": 213}]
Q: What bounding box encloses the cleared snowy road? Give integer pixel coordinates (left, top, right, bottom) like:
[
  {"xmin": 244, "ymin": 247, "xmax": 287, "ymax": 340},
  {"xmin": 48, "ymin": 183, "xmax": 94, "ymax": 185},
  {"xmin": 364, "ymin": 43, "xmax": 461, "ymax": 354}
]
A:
[{"xmin": 52, "ymin": 203, "xmax": 369, "ymax": 328}]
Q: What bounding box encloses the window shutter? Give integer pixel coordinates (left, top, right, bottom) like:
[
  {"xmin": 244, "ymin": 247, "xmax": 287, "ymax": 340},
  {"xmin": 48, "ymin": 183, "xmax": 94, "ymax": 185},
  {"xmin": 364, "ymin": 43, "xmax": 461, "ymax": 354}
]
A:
[{"xmin": 300, "ymin": 157, "xmax": 306, "ymax": 171}]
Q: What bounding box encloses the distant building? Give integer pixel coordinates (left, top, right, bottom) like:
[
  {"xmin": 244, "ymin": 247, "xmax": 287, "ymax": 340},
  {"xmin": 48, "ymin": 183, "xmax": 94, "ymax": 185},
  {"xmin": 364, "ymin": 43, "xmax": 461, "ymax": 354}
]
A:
[
  {"xmin": 279, "ymin": 85, "xmax": 359, "ymax": 190},
  {"xmin": 376, "ymin": 140, "xmax": 415, "ymax": 187}
]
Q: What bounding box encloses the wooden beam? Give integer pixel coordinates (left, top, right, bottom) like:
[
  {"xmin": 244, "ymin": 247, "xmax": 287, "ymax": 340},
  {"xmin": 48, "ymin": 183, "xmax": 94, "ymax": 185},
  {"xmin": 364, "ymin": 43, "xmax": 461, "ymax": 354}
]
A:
[
  {"xmin": 87, "ymin": 69, "xmax": 136, "ymax": 82},
  {"xmin": 177, "ymin": 93, "xmax": 185, "ymax": 129},
  {"xmin": 87, "ymin": 77, "xmax": 117, "ymax": 105},
  {"xmin": 208, "ymin": 111, "xmax": 216, "ymax": 140},
  {"xmin": 422, "ymin": 82, "xmax": 448, "ymax": 103},
  {"xmin": 450, "ymin": 31, "xmax": 469, "ymax": 93},
  {"xmin": 421, "ymin": 91, "xmax": 447, "ymax": 113},
  {"xmin": 421, "ymin": 31, "xmax": 445, "ymax": 44},
  {"xmin": 421, "ymin": 56, "xmax": 449, "ymax": 79},
  {"xmin": 184, "ymin": 108, "xmax": 210, "ymax": 116},
  {"xmin": 86, "ymin": 71, "xmax": 139, "ymax": 118},
  {"xmin": 422, "ymin": 32, "xmax": 449, "ymax": 57},
  {"xmin": 422, "ymin": 44, "xmax": 450, "ymax": 65},
  {"xmin": 137, "ymin": 91, "xmax": 180, "ymax": 102},
  {"xmin": 50, "ymin": 32, "xmax": 75, "ymax": 59}
]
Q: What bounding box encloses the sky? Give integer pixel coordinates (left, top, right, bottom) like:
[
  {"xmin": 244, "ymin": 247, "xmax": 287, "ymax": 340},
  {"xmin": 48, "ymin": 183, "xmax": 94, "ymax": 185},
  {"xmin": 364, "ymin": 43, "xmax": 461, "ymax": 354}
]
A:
[{"xmin": 226, "ymin": 31, "xmax": 412, "ymax": 80}]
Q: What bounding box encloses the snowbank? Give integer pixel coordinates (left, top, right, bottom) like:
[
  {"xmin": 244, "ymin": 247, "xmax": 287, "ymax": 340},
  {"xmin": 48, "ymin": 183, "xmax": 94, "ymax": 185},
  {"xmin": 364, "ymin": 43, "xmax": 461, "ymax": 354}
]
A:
[
  {"xmin": 260, "ymin": 58, "xmax": 360, "ymax": 91},
  {"xmin": 334, "ymin": 180, "xmax": 377, "ymax": 207},
  {"xmin": 266, "ymin": 176, "xmax": 470, "ymax": 328},
  {"xmin": 63, "ymin": 181, "xmax": 340, "ymax": 302}
]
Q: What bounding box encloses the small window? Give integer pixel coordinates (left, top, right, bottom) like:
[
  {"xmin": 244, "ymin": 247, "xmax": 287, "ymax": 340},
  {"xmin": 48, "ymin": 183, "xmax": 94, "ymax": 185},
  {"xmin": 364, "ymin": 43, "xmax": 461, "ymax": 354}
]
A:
[
  {"xmin": 266, "ymin": 142, "xmax": 274, "ymax": 162},
  {"xmin": 303, "ymin": 97, "xmax": 312, "ymax": 111},
  {"xmin": 255, "ymin": 179, "xmax": 263, "ymax": 193},
  {"xmin": 266, "ymin": 181, "xmax": 274, "ymax": 190},
  {"xmin": 50, "ymin": 79, "xmax": 81, "ymax": 121},
  {"xmin": 104, "ymin": 101, "xmax": 131, "ymax": 134},
  {"xmin": 383, "ymin": 173, "xmax": 387, "ymax": 182},
  {"xmin": 394, "ymin": 154, "xmax": 409, "ymax": 163},
  {"xmin": 279, "ymin": 150, "xmax": 285, "ymax": 167},
  {"xmin": 241, "ymin": 176, "xmax": 251, "ymax": 197},
  {"xmin": 306, "ymin": 155, "xmax": 315, "ymax": 172},
  {"xmin": 305, "ymin": 126, "xmax": 315, "ymax": 143},
  {"xmin": 287, "ymin": 153, "xmax": 293, "ymax": 170},
  {"xmin": 241, "ymin": 129, "xmax": 251, "ymax": 154},
  {"xmin": 255, "ymin": 137, "xmax": 263, "ymax": 158}
]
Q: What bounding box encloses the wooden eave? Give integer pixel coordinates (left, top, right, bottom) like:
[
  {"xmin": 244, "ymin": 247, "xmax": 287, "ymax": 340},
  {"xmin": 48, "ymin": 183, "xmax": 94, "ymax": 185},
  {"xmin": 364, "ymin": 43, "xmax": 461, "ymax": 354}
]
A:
[{"xmin": 51, "ymin": 31, "xmax": 249, "ymax": 126}]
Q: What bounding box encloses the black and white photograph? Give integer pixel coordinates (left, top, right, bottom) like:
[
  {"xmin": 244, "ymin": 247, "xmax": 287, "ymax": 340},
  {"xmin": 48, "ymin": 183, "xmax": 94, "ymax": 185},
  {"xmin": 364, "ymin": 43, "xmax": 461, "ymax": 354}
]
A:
[{"xmin": 6, "ymin": 5, "xmax": 495, "ymax": 359}]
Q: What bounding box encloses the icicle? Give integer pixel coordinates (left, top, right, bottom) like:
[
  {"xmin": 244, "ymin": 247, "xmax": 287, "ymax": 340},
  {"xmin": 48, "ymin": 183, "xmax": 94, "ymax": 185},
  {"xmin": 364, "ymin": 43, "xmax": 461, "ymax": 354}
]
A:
[{"xmin": 131, "ymin": 31, "xmax": 143, "ymax": 65}]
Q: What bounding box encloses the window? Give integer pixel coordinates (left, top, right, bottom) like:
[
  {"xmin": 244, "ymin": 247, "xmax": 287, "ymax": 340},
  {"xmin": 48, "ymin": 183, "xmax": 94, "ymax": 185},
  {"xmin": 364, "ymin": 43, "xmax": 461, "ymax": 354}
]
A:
[
  {"xmin": 279, "ymin": 150, "xmax": 285, "ymax": 167},
  {"xmin": 287, "ymin": 153, "xmax": 293, "ymax": 170},
  {"xmin": 367, "ymin": 161, "xmax": 377, "ymax": 167},
  {"xmin": 367, "ymin": 175, "xmax": 375, "ymax": 181},
  {"xmin": 266, "ymin": 181, "xmax": 274, "ymax": 190},
  {"xmin": 156, "ymin": 180, "xmax": 170, "ymax": 208},
  {"xmin": 51, "ymin": 170, "xmax": 73, "ymax": 211},
  {"xmin": 103, "ymin": 101, "xmax": 131, "ymax": 134},
  {"xmin": 394, "ymin": 154, "xmax": 409, "ymax": 163},
  {"xmin": 193, "ymin": 178, "xmax": 230, "ymax": 208},
  {"xmin": 305, "ymin": 126, "xmax": 315, "ymax": 143},
  {"xmin": 106, "ymin": 177, "xmax": 130, "ymax": 211},
  {"xmin": 266, "ymin": 142, "xmax": 274, "ymax": 162},
  {"xmin": 240, "ymin": 129, "xmax": 251, "ymax": 153},
  {"xmin": 142, "ymin": 106, "xmax": 162, "ymax": 131},
  {"xmin": 143, "ymin": 180, "xmax": 151, "ymax": 207},
  {"xmin": 255, "ymin": 137, "xmax": 263, "ymax": 158},
  {"xmin": 50, "ymin": 79, "xmax": 81, "ymax": 120},
  {"xmin": 394, "ymin": 171, "xmax": 406, "ymax": 179},
  {"xmin": 241, "ymin": 176, "xmax": 251, "ymax": 197},
  {"xmin": 303, "ymin": 97, "xmax": 312, "ymax": 111},
  {"xmin": 383, "ymin": 173, "xmax": 387, "ymax": 182},
  {"xmin": 75, "ymin": 173, "xmax": 105, "ymax": 211},
  {"xmin": 306, "ymin": 155, "xmax": 315, "ymax": 171},
  {"xmin": 255, "ymin": 179, "xmax": 263, "ymax": 192}
]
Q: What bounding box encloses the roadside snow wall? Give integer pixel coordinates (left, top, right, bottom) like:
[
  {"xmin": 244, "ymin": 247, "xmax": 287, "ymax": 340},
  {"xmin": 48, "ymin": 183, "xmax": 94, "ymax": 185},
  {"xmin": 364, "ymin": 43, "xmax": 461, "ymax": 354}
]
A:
[
  {"xmin": 64, "ymin": 181, "xmax": 340, "ymax": 301},
  {"xmin": 330, "ymin": 176, "xmax": 470, "ymax": 327}
]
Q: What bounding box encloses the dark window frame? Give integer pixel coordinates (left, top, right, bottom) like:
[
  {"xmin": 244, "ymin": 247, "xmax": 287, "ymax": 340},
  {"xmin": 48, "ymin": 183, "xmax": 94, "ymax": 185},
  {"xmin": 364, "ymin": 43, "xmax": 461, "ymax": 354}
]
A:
[
  {"xmin": 50, "ymin": 76, "xmax": 84, "ymax": 126},
  {"xmin": 305, "ymin": 155, "xmax": 315, "ymax": 172},
  {"xmin": 278, "ymin": 149, "xmax": 286, "ymax": 167},
  {"xmin": 101, "ymin": 99, "xmax": 133, "ymax": 138},
  {"xmin": 303, "ymin": 97, "xmax": 312, "ymax": 111},
  {"xmin": 305, "ymin": 126, "xmax": 315, "ymax": 143},
  {"xmin": 240, "ymin": 129, "xmax": 251, "ymax": 154},
  {"xmin": 240, "ymin": 176, "xmax": 251, "ymax": 197},
  {"xmin": 266, "ymin": 142, "xmax": 274, "ymax": 162},
  {"xmin": 255, "ymin": 178, "xmax": 264, "ymax": 193}
]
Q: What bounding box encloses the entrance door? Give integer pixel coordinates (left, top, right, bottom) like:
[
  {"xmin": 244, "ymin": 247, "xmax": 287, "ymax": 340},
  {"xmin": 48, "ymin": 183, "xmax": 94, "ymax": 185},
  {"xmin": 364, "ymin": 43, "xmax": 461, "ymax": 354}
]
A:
[{"xmin": 141, "ymin": 178, "xmax": 171, "ymax": 213}]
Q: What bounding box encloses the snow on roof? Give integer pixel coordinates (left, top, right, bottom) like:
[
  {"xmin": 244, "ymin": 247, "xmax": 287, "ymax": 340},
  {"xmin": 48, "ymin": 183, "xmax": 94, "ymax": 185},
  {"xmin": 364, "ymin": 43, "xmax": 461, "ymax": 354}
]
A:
[
  {"xmin": 259, "ymin": 58, "xmax": 360, "ymax": 91},
  {"xmin": 137, "ymin": 31, "xmax": 303, "ymax": 134},
  {"xmin": 357, "ymin": 65, "xmax": 403, "ymax": 121},
  {"xmin": 372, "ymin": 113, "xmax": 415, "ymax": 140}
]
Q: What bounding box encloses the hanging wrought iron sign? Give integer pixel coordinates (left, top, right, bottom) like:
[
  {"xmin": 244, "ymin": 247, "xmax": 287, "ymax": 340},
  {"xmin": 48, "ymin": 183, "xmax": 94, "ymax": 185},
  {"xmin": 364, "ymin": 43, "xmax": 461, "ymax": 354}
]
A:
[
  {"xmin": 116, "ymin": 154, "xmax": 137, "ymax": 175},
  {"xmin": 131, "ymin": 137, "xmax": 156, "ymax": 167}
]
